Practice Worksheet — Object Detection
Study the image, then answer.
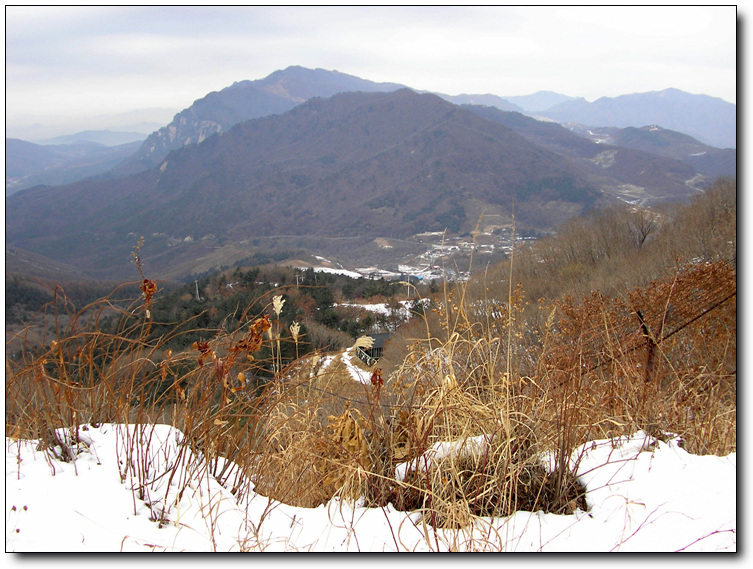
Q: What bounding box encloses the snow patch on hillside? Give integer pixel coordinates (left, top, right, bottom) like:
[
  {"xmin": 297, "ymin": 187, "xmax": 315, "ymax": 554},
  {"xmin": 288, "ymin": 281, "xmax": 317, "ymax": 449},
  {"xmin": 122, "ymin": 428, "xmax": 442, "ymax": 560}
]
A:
[{"xmin": 6, "ymin": 425, "xmax": 735, "ymax": 552}]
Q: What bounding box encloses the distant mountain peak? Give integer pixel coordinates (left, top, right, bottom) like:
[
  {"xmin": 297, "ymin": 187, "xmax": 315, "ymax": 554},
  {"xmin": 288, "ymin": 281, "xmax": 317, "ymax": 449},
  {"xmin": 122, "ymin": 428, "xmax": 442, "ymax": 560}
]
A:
[
  {"xmin": 541, "ymin": 88, "xmax": 735, "ymax": 148},
  {"xmin": 501, "ymin": 91, "xmax": 577, "ymax": 113},
  {"xmin": 114, "ymin": 66, "xmax": 407, "ymax": 175}
]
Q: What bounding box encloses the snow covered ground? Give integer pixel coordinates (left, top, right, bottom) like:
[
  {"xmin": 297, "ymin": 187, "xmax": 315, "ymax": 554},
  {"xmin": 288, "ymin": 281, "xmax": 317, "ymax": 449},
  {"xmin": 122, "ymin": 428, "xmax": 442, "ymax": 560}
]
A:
[
  {"xmin": 341, "ymin": 347, "xmax": 373, "ymax": 384},
  {"xmin": 312, "ymin": 266, "xmax": 365, "ymax": 280},
  {"xmin": 6, "ymin": 425, "xmax": 735, "ymax": 553}
]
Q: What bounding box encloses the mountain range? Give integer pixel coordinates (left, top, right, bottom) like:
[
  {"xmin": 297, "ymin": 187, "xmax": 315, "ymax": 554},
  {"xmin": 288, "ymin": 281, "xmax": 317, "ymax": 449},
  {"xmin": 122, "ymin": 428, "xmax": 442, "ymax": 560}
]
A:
[
  {"xmin": 115, "ymin": 66, "xmax": 405, "ymax": 175},
  {"xmin": 5, "ymin": 89, "xmax": 602, "ymax": 279},
  {"xmin": 539, "ymin": 88, "xmax": 736, "ymax": 149},
  {"xmin": 464, "ymin": 106, "xmax": 734, "ymax": 186},
  {"xmin": 5, "ymin": 138, "xmax": 143, "ymax": 195},
  {"xmin": 563, "ymin": 123, "xmax": 736, "ymax": 179},
  {"xmin": 7, "ymin": 67, "xmax": 735, "ymax": 196},
  {"xmin": 6, "ymin": 66, "xmax": 736, "ymax": 282},
  {"xmin": 116, "ymin": 67, "xmax": 735, "ymax": 175}
]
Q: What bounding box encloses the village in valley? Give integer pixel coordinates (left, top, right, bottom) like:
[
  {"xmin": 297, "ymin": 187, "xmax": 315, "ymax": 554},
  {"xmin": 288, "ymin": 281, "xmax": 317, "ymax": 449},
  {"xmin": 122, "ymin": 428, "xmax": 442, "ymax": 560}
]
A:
[{"xmin": 297, "ymin": 225, "xmax": 536, "ymax": 285}]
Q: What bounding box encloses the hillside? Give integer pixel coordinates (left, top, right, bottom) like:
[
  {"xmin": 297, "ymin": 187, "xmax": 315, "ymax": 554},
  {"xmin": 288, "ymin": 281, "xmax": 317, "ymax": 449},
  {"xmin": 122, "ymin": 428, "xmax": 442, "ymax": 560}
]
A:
[
  {"xmin": 5, "ymin": 244, "xmax": 96, "ymax": 282},
  {"xmin": 464, "ymin": 106, "xmax": 707, "ymax": 205},
  {"xmin": 565, "ymin": 124, "xmax": 736, "ymax": 179},
  {"xmin": 6, "ymin": 89, "xmax": 605, "ymax": 281}
]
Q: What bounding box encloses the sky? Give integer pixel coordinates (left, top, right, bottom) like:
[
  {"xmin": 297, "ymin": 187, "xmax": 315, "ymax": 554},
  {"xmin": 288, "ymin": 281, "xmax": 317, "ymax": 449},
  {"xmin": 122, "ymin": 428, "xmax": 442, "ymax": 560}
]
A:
[{"xmin": 4, "ymin": 4, "xmax": 738, "ymax": 138}]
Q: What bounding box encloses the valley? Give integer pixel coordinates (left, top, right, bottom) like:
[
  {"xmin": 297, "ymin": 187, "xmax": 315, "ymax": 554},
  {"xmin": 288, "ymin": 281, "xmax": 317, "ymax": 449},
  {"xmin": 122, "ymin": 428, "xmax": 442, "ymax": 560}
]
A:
[{"xmin": 115, "ymin": 222, "xmax": 517, "ymax": 284}]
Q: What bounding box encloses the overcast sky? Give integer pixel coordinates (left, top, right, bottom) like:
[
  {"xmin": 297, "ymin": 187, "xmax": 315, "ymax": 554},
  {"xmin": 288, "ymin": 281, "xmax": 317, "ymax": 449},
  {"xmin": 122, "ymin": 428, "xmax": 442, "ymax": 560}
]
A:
[{"xmin": 5, "ymin": 4, "xmax": 738, "ymax": 137}]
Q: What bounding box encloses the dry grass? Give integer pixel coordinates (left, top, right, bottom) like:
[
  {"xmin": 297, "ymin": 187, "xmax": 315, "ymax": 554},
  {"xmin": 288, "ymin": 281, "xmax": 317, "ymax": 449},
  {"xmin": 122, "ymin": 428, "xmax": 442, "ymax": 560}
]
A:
[{"xmin": 5, "ymin": 194, "xmax": 736, "ymax": 539}]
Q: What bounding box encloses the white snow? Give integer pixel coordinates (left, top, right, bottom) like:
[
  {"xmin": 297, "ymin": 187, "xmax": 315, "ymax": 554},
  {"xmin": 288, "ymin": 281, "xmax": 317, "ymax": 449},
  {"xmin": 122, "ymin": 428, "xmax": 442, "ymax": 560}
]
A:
[
  {"xmin": 336, "ymin": 299, "xmax": 430, "ymax": 319},
  {"xmin": 336, "ymin": 301, "xmax": 394, "ymax": 316},
  {"xmin": 341, "ymin": 347, "xmax": 372, "ymax": 384},
  {"xmin": 313, "ymin": 266, "xmax": 364, "ymax": 279},
  {"xmin": 6, "ymin": 425, "xmax": 736, "ymax": 552}
]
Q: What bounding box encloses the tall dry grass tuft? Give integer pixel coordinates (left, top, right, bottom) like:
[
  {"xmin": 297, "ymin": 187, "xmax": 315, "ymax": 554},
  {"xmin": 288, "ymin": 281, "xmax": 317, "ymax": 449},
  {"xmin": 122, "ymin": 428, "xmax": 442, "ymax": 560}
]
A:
[
  {"xmin": 5, "ymin": 242, "xmax": 293, "ymax": 516},
  {"xmin": 373, "ymin": 267, "xmax": 589, "ymax": 529}
]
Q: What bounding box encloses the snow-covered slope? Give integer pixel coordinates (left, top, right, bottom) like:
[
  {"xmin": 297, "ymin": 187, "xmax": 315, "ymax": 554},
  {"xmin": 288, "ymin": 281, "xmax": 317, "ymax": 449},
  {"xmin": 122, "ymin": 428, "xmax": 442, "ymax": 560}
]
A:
[{"xmin": 6, "ymin": 426, "xmax": 735, "ymax": 552}]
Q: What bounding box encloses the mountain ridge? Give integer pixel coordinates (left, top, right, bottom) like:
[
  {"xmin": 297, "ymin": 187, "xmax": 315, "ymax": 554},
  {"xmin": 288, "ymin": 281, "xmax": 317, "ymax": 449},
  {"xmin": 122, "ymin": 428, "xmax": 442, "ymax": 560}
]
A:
[
  {"xmin": 6, "ymin": 89, "xmax": 608, "ymax": 280},
  {"xmin": 541, "ymin": 88, "xmax": 736, "ymax": 149},
  {"xmin": 463, "ymin": 106, "xmax": 732, "ymax": 193},
  {"xmin": 113, "ymin": 67, "xmax": 736, "ymax": 177},
  {"xmin": 115, "ymin": 66, "xmax": 407, "ymax": 175},
  {"xmin": 502, "ymin": 91, "xmax": 576, "ymax": 112},
  {"xmin": 564, "ymin": 124, "xmax": 736, "ymax": 179},
  {"xmin": 6, "ymin": 138, "xmax": 144, "ymax": 195}
]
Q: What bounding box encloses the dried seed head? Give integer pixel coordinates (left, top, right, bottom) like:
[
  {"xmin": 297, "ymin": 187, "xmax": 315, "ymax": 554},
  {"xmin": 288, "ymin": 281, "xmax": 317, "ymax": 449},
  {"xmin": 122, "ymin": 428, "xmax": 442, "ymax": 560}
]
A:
[
  {"xmin": 353, "ymin": 336, "xmax": 375, "ymax": 350},
  {"xmin": 272, "ymin": 295, "xmax": 285, "ymax": 317},
  {"xmin": 290, "ymin": 321, "xmax": 301, "ymax": 342}
]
